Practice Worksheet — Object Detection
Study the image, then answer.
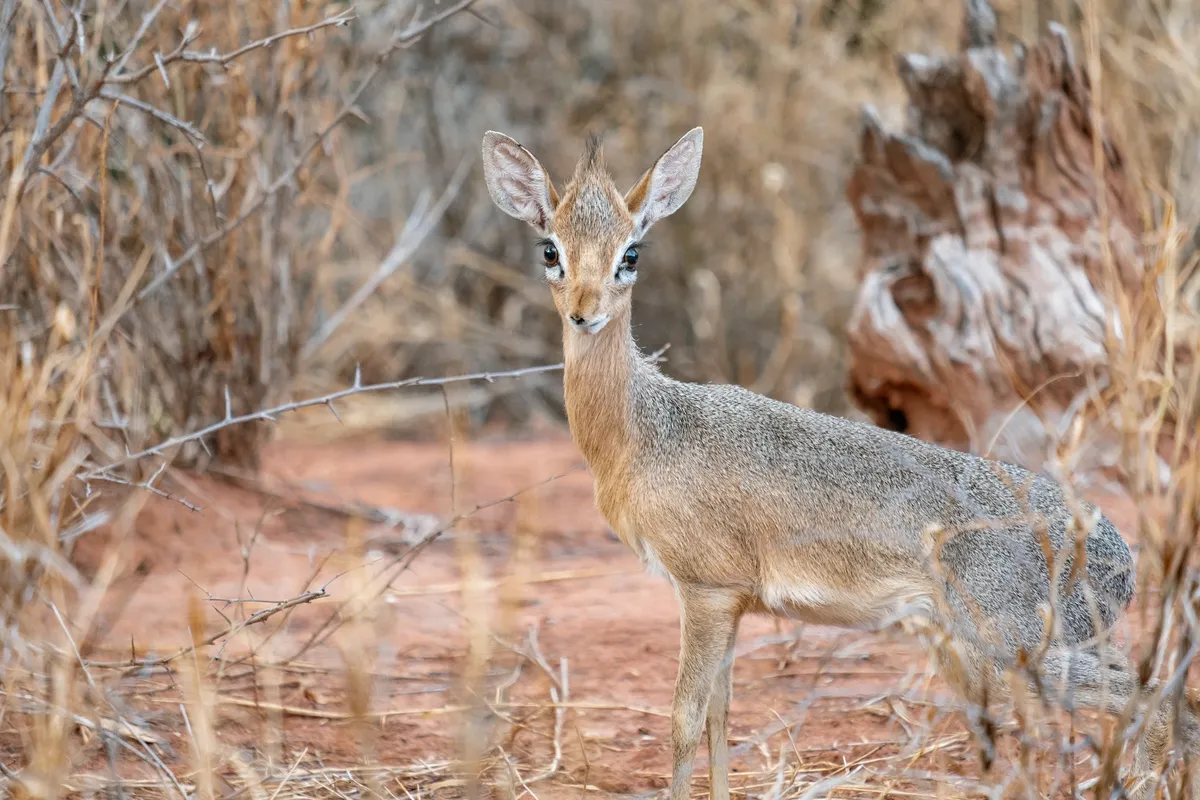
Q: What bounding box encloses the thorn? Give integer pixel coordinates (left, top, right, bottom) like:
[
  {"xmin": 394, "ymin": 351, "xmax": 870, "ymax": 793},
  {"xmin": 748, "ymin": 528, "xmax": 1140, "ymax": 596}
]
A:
[
  {"xmin": 154, "ymin": 51, "xmax": 170, "ymax": 88},
  {"xmin": 148, "ymin": 462, "xmax": 168, "ymax": 488},
  {"xmin": 354, "ymin": 364, "xmax": 362, "ymax": 388},
  {"xmin": 225, "ymin": 386, "xmax": 233, "ymax": 420},
  {"xmin": 198, "ymin": 437, "xmax": 212, "ymax": 457},
  {"xmin": 327, "ymin": 400, "xmax": 344, "ymax": 425}
]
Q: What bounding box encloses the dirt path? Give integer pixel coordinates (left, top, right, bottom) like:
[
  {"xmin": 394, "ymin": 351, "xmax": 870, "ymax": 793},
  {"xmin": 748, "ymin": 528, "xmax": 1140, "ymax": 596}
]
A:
[{"xmin": 49, "ymin": 434, "xmax": 1144, "ymax": 797}]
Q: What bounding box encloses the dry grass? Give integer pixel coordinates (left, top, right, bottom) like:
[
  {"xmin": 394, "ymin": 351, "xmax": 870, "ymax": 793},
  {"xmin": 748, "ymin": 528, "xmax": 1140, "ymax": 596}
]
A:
[
  {"xmin": 4, "ymin": 0, "xmax": 352, "ymax": 471},
  {"xmin": 2, "ymin": 0, "xmax": 1200, "ymax": 797}
]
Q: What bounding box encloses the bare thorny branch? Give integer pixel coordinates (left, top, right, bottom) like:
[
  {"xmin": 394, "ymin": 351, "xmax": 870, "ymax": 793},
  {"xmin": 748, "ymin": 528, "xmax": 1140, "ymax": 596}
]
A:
[
  {"xmin": 86, "ymin": 463, "xmax": 203, "ymax": 513},
  {"xmin": 83, "ymin": 343, "xmax": 669, "ymax": 493},
  {"xmin": 83, "ymin": 360, "xmax": 563, "ymax": 481},
  {"xmin": 108, "ymin": 8, "xmax": 357, "ymax": 86},
  {"xmin": 79, "ymin": 589, "xmax": 330, "ymax": 674}
]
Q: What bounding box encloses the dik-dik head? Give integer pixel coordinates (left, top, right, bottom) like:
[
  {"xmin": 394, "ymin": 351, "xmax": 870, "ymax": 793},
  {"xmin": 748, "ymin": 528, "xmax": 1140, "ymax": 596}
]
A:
[{"xmin": 481, "ymin": 128, "xmax": 703, "ymax": 335}]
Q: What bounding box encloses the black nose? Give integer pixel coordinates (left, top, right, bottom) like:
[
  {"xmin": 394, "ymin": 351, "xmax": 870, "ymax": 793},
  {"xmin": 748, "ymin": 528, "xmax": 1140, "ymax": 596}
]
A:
[{"xmin": 569, "ymin": 315, "xmax": 585, "ymax": 326}]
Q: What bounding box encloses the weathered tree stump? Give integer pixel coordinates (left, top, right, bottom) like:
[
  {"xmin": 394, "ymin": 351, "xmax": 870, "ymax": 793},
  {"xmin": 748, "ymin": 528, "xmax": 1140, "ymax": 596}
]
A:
[{"xmin": 845, "ymin": 0, "xmax": 1145, "ymax": 475}]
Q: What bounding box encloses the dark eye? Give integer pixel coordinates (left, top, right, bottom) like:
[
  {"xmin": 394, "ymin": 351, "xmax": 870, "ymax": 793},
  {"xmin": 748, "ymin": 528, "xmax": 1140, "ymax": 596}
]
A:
[
  {"xmin": 622, "ymin": 246, "xmax": 638, "ymax": 269},
  {"xmin": 543, "ymin": 243, "xmax": 559, "ymax": 266}
]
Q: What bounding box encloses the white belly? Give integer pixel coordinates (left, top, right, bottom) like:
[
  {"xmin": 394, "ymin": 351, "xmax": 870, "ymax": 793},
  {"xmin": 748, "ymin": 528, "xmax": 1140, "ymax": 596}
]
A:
[{"xmin": 758, "ymin": 577, "xmax": 931, "ymax": 630}]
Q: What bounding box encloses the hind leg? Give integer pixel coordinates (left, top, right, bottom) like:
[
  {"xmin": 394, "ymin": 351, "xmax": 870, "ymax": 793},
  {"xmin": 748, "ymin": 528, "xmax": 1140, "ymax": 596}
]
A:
[
  {"xmin": 1127, "ymin": 691, "xmax": 1200, "ymax": 800},
  {"xmin": 1037, "ymin": 647, "xmax": 1200, "ymax": 799},
  {"xmin": 705, "ymin": 616, "xmax": 740, "ymax": 800},
  {"xmin": 924, "ymin": 630, "xmax": 1007, "ymax": 772},
  {"xmin": 1035, "ymin": 648, "xmax": 1145, "ymax": 794},
  {"xmin": 907, "ymin": 600, "xmax": 1011, "ymax": 772},
  {"xmin": 925, "ymin": 630, "xmax": 1195, "ymax": 795}
]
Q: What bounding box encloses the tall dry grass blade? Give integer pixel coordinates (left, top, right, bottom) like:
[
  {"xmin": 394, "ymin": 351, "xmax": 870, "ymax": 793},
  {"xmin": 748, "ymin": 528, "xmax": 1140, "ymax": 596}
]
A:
[{"xmin": 184, "ymin": 595, "xmax": 219, "ymax": 800}]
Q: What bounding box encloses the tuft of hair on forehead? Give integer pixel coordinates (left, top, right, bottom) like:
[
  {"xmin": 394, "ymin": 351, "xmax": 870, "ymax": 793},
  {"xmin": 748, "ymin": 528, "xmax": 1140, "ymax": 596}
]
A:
[
  {"xmin": 573, "ymin": 132, "xmax": 607, "ymax": 178},
  {"xmin": 555, "ymin": 132, "xmax": 633, "ymax": 239},
  {"xmin": 584, "ymin": 132, "xmax": 604, "ymax": 168}
]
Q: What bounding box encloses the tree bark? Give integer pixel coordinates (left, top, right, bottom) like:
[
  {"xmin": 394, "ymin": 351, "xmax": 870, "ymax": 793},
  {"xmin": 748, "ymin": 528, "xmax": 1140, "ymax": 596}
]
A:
[{"xmin": 845, "ymin": 0, "xmax": 1145, "ymax": 476}]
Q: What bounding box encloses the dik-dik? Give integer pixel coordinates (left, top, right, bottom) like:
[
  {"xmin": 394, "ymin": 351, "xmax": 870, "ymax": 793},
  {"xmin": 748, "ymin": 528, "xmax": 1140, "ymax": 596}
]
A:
[{"xmin": 481, "ymin": 127, "xmax": 1198, "ymax": 798}]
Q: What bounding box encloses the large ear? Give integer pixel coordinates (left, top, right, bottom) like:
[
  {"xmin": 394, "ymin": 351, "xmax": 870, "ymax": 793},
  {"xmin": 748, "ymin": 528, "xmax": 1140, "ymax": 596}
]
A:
[
  {"xmin": 624, "ymin": 127, "xmax": 703, "ymax": 238},
  {"xmin": 481, "ymin": 131, "xmax": 559, "ymax": 233}
]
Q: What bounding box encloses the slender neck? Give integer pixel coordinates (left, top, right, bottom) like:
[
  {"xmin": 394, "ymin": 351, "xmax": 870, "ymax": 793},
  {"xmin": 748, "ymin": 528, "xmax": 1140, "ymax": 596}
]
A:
[{"xmin": 561, "ymin": 309, "xmax": 640, "ymax": 476}]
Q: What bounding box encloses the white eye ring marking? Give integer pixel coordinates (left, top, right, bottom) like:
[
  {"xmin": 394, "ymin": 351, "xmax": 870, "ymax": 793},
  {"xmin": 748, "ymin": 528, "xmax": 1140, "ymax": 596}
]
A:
[
  {"xmin": 614, "ymin": 242, "xmax": 639, "ymax": 284},
  {"xmin": 539, "ymin": 237, "xmax": 565, "ymax": 281}
]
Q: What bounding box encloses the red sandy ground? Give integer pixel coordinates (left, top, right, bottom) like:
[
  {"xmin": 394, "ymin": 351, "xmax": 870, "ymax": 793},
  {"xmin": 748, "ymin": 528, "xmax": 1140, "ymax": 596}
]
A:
[{"xmin": 31, "ymin": 432, "xmax": 1149, "ymax": 797}]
